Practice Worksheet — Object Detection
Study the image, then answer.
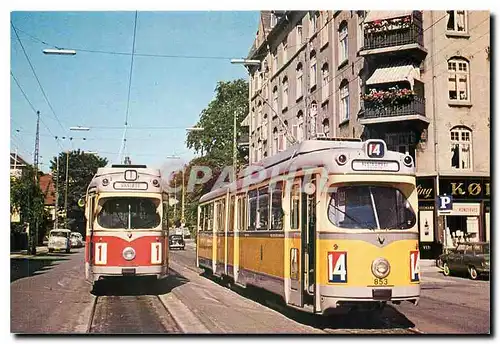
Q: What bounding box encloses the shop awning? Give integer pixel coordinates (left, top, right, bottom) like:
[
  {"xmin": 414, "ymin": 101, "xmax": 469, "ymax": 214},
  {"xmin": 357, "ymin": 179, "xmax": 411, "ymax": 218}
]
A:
[
  {"xmin": 365, "ymin": 10, "xmax": 413, "ymax": 23},
  {"xmin": 366, "ymin": 64, "xmax": 420, "ymax": 86}
]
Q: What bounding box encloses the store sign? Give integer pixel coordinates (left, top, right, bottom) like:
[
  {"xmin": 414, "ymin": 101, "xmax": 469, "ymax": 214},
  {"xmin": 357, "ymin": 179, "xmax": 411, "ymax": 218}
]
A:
[
  {"xmin": 448, "ymin": 203, "xmax": 480, "ymax": 216},
  {"xmin": 440, "ymin": 177, "xmax": 490, "ymax": 199},
  {"xmin": 416, "ymin": 177, "xmax": 435, "ymax": 200}
]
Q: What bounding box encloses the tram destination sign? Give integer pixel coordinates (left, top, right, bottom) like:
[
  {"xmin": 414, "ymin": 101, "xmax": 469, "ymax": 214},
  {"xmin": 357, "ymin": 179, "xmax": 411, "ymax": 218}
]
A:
[
  {"xmin": 351, "ymin": 159, "xmax": 400, "ymax": 172},
  {"xmin": 113, "ymin": 181, "xmax": 148, "ymax": 190}
]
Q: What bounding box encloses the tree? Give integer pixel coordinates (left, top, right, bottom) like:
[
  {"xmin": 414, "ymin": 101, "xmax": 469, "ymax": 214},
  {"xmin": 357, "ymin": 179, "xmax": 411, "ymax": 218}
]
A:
[
  {"xmin": 10, "ymin": 166, "xmax": 45, "ymax": 254},
  {"xmin": 49, "ymin": 150, "xmax": 108, "ymax": 235},
  {"xmin": 186, "ymin": 79, "xmax": 249, "ymax": 168}
]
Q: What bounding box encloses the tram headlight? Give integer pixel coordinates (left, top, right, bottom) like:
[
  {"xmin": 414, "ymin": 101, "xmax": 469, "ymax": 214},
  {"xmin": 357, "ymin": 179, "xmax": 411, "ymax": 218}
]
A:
[
  {"xmin": 403, "ymin": 155, "xmax": 413, "ymax": 167},
  {"xmin": 102, "ymin": 178, "xmax": 109, "ymax": 186},
  {"xmin": 336, "ymin": 154, "xmax": 348, "ymax": 166},
  {"xmin": 152, "ymin": 179, "xmax": 159, "ymax": 187},
  {"xmin": 371, "ymin": 258, "xmax": 390, "ymax": 279},
  {"xmin": 122, "ymin": 247, "xmax": 136, "ymax": 261}
]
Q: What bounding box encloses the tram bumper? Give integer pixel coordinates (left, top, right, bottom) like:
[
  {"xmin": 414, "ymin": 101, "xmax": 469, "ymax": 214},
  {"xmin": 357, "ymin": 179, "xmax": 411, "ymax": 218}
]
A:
[
  {"xmin": 318, "ymin": 285, "xmax": 420, "ymax": 313},
  {"xmin": 88, "ymin": 265, "xmax": 168, "ymax": 283}
]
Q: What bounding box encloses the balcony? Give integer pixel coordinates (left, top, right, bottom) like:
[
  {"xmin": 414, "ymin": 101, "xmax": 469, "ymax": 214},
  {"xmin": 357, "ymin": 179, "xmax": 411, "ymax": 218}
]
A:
[
  {"xmin": 359, "ymin": 96, "xmax": 429, "ymax": 127},
  {"xmin": 360, "ymin": 17, "xmax": 427, "ymax": 60}
]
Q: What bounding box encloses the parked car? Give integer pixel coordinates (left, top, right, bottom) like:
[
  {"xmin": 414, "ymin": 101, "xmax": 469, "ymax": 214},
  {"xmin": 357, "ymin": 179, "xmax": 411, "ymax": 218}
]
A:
[
  {"xmin": 169, "ymin": 234, "xmax": 185, "ymax": 250},
  {"xmin": 436, "ymin": 242, "xmax": 490, "ymax": 280},
  {"xmin": 48, "ymin": 229, "xmax": 71, "ymax": 253},
  {"xmin": 70, "ymin": 232, "xmax": 83, "ymax": 248}
]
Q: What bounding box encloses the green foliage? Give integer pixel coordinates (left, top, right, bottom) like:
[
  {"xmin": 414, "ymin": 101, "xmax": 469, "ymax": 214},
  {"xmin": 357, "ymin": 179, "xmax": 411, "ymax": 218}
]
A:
[
  {"xmin": 49, "ymin": 150, "xmax": 108, "ymax": 234},
  {"xmin": 186, "ymin": 79, "xmax": 249, "ymax": 167},
  {"xmin": 10, "ymin": 166, "xmax": 45, "ymax": 252}
]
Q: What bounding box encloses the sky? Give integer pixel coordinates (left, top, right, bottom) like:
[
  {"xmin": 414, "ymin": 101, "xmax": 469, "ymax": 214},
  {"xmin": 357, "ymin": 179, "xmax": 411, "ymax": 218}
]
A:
[{"xmin": 10, "ymin": 11, "xmax": 259, "ymax": 176}]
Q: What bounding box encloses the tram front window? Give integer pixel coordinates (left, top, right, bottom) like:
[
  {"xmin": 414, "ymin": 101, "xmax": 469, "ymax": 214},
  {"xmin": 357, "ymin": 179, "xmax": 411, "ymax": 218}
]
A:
[
  {"xmin": 327, "ymin": 185, "xmax": 416, "ymax": 230},
  {"xmin": 97, "ymin": 197, "xmax": 161, "ymax": 229}
]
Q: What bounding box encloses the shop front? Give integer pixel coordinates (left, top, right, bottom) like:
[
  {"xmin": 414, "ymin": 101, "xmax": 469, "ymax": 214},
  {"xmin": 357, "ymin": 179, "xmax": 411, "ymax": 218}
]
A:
[{"xmin": 416, "ymin": 175, "xmax": 490, "ymax": 259}]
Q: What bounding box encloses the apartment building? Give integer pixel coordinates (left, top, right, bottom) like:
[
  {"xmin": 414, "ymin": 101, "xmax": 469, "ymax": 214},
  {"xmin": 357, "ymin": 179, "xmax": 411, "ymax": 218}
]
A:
[{"xmin": 243, "ymin": 10, "xmax": 490, "ymax": 259}]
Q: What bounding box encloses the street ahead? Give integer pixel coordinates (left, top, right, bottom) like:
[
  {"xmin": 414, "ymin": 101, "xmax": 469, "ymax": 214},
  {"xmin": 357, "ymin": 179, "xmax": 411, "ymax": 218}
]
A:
[{"xmin": 11, "ymin": 242, "xmax": 490, "ymax": 334}]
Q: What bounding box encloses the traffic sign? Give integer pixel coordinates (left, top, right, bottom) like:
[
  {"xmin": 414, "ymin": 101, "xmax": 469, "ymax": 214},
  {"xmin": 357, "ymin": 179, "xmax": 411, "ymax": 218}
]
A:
[{"xmin": 436, "ymin": 194, "xmax": 453, "ymax": 215}]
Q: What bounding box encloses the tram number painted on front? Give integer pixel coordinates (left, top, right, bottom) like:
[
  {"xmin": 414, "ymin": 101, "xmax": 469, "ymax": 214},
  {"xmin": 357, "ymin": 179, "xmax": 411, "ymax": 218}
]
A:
[
  {"xmin": 151, "ymin": 243, "xmax": 162, "ymax": 264},
  {"xmin": 328, "ymin": 251, "xmax": 347, "ymax": 283},
  {"xmin": 95, "ymin": 243, "xmax": 107, "ymax": 265},
  {"xmin": 373, "ymin": 278, "xmax": 388, "ymax": 285},
  {"xmin": 410, "ymin": 250, "xmax": 420, "ymax": 282}
]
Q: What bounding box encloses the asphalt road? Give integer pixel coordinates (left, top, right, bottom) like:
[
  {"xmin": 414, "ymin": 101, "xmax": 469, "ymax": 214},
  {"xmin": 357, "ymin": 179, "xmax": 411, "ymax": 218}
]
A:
[{"xmin": 10, "ymin": 241, "xmax": 490, "ymax": 334}]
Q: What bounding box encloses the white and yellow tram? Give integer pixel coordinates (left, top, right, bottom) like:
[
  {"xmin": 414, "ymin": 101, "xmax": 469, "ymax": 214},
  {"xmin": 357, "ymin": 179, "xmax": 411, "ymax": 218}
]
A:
[
  {"xmin": 84, "ymin": 164, "xmax": 169, "ymax": 285},
  {"xmin": 196, "ymin": 138, "xmax": 420, "ymax": 314}
]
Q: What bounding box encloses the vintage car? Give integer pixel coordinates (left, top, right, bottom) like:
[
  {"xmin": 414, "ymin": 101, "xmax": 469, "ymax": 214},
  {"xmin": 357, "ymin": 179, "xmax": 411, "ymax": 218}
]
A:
[
  {"xmin": 70, "ymin": 232, "xmax": 83, "ymax": 248},
  {"xmin": 169, "ymin": 234, "xmax": 185, "ymax": 250},
  {"xmin": 436, "ymin": 242, "xmax": 490, "ymax": 280},
  {"xmin": 48, "ymin": 229, "xmax": 71, "ymax": 253}
]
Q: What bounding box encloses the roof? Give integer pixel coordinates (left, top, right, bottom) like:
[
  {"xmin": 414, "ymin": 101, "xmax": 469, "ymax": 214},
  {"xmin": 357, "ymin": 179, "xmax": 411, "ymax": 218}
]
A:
[
  {"xmin": 50, "ymin": 228, "xmax": 71, "ymax": 233},
  {"xmin": 10, "ymin": 153, "xmax": 29, "ymax": 168},
  {"xmin": 365, "ymin": 10, "xmax": 413, "ymax": 22},
  {"xmin": 366, "ymin": 63, "xmax": 420, "ymax": 86},
  {"xmin": 39, "ymin": 174, "xmax": 56, "ymax": 205}
]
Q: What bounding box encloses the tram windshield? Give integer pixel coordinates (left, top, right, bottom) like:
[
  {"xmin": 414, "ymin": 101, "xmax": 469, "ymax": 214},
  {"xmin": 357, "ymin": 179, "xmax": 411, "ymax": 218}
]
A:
[
  {"xmin": 327, "ymin": 185, "xmax": 416, "ymax": 230},
  {"xmin": 97, "ymin": 197, "xmax": 161, "ymax": 229}
]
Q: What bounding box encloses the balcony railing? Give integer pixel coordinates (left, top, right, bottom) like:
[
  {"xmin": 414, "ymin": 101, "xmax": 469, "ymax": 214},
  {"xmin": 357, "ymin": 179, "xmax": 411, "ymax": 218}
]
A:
[
  {"xmin": 363, "ymin": 23, "xmax": 423, "ymax": 51},
  {"xmin": 363, "ymin": 96, "xmax": 426, "ymax": 120}
]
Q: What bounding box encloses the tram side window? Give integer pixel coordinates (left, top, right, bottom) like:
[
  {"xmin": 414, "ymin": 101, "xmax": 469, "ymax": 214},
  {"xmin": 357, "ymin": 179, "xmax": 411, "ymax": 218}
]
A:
[
  {"xmin": 256, "ymin": 187, "xmax": 269, "ymax": 230},
  {"xmin": 248, "ymin": 190, "xmax": 258, "ymax": 230},
  {"xmin": 88, "ymin": 197, "xmax": 95, "ymax": 230},
  {"xmin": 237, "ymin": 194, "xmax": 247, "ymax": 231},
  {"xmin": 207, "ymin": 203, "xmax": 214, "ymax": 232},
  {"xmin": 290, "ymin": 183, "xmax": 300, "ymax": 229},
  {"xmin": 229, "ymin": 195, "xmax": 235, "ymax": 231},
  {"xmin": 199, "ymin": 206, "xmax": 205, "ymax": 232},
  {"xmin": 270, "ymin": 181, "xmax": 284, "ymax": 230},
  {"xmin": 216, "ymin": 200, "xmax": 226, "ymax": 232}
]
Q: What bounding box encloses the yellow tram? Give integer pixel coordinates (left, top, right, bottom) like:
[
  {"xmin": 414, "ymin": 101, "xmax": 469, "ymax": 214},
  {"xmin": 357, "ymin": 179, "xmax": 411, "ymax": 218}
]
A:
[{"xmin": 196, "ymin": 138, "xmax": 420, "ymax": 315}]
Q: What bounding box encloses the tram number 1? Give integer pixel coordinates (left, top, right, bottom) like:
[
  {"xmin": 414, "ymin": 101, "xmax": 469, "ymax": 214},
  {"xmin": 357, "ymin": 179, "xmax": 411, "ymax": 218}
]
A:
[
  {"xmin": 151, "ymin": 243, "xmax": 162, "ymax": 264},
  {"xmin": 328, "ymin": 251, "xmax": 347, "ymax": 283},
  {"xmin": 94, "ymin": 243, "xmax": 107, "ymax": 265}
]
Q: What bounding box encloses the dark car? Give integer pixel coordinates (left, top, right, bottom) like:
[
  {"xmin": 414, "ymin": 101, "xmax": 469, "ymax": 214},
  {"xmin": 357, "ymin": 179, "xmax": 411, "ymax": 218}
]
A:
[
  {"xmin": 436, "ymin": 242, "xmax": 490, "ymax": 280},
  {"xmin": 169, "ymin": 234, "xmax": 185, "ymax": 250}
]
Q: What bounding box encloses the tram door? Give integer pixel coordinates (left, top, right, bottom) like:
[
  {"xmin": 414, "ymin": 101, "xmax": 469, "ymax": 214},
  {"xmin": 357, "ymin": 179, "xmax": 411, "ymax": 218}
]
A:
[{"xmin": 302, "ymin": 176, "xmax": 317, "ymax": 307}]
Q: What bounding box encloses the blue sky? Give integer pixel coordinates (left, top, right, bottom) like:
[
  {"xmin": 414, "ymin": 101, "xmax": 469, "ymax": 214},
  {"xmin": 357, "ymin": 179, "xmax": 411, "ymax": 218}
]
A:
[{"xmin": 10, "ymin": 11, "xmax": 259, "ymax": 175}]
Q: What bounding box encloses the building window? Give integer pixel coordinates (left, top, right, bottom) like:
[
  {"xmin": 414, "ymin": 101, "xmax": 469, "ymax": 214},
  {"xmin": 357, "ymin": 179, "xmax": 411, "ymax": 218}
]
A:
[
  {"xmin": 385, "ymin": 132, "xmax": 416, "ymax": 162},
  {"xmin": 297, "ymin": 24, "xmax": 303, "ymax": 46},
  {"xmin": 273, "ymin": 127, "xmax": 278, "ymax": 155},
  {"xmin": 450, "ymin": 126, "xmax": 472, "ymax": 170},
  {"xmin": 272, "ymin": 86, "xmax": 278, "ymax": 116},
  {"xmin": 309, "ymin": 11, "xmax": 317, "ymax": 35},
  {"xmin": 338, "ymin": 21, "xmax": 348, "ymax": 64},
  {"xmin": 282, "ymin": 77, "xmax": 289, "ymax": 110},
  {"xmin": 297, "ymin": 111, "xmax": 304, "ymax": 142},
  {"xmin": 262, "ymin": 113, "xmax": 268, "ymax": 141},
  {"xmin": 296, "ymin": 63, "xmax": 303, "ymax": 100},
  {"xmin": 357, "ymin": 11, "xmax": 366, "ymax": 51},
  {"xmin": 446, "ymin": 10, "xmax": 467, "ymax": 33},
  {"xmin": 310, "ymin": 101, "xmax": 317, "ymax": 137},
  {"xmin": 448, "ymin": 58, "xmax": 470, "ymax": 101},
  {"xmin": 272, "ymin": 51, "xmax": 278, "ymax": 75},
  {"xmin": 322, "ymin": 118, "xmax": 330, "ymax": 137},
  {"xmin": 340, "ymin": 79, "xmax": 350, "ymax": 121},
  {"xmin": 358, "ymin": 68, "xmax": 365, "ymax": 110},
  {"xmin": 257, "ymin": 70, "xmax": 262, "ymax": 90},
  {"xmin": 321, "ymin": 12, "xmax": 329, "ymax": 47},
  {"xmin": 282, "ymin": 36, "xmax": 288, "ymax": 64},
  {"xmin": 257, "ymin": 102, "xmax": 262, "ymax": 128},
  {"xmin": 310, "ymin": 50, "xmax": 317, "ymax": 89},
  {"xmin": 321, "ymin": 62, "xmax": 329, "ymax": 101}
]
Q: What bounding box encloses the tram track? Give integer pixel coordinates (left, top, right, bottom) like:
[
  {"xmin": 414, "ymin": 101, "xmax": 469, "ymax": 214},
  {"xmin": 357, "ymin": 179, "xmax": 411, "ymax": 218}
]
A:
[{"xmin": 86, "ymin": 279, "xmax": 182, "ymax": 334}]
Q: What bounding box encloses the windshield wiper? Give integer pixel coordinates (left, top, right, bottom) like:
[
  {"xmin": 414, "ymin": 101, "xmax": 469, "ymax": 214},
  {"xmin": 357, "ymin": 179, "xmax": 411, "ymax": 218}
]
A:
[{"xmin": 329, "ymin": 204, "xmax": 376, "ymax": 230}]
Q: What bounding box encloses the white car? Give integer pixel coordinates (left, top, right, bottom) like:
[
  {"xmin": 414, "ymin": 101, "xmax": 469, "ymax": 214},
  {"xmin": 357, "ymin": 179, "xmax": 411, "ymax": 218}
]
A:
[{"xmin": 48, "ymin": 229, "xmax": 71, "ymax": 253}]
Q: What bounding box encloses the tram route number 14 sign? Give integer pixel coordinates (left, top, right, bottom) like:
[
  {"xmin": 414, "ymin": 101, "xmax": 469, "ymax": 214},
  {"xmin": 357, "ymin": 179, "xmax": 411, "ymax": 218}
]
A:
[{"xmin": 328, "ymin": 251, "xmax": 347, "ymax": 283}]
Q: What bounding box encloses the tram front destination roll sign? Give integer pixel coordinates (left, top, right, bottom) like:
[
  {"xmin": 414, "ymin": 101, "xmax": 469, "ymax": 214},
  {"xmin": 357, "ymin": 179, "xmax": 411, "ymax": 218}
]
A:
[
  {"xmin": 113, "ymin": 181, "xmax": 149, "ymax": 190},
  {"xmin": 351, "ymin": 159, "xmax": 400, "ymax": 172}
]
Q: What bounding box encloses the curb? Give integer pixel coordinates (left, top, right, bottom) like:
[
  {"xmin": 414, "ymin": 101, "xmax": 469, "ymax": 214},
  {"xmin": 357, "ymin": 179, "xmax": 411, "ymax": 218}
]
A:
[{"xmin": 158, "ymin": 292, "xmax": 210, "ymax": 334}]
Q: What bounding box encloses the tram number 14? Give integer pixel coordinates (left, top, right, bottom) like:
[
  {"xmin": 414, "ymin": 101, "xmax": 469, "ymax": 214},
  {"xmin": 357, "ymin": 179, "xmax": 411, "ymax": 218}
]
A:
[{"xmin": 328, "ymin": 252, "xmax": 347, "ymax": 283}]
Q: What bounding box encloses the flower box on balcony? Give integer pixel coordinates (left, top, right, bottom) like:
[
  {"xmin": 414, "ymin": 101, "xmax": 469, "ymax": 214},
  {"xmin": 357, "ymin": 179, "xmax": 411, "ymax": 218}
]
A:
[
  {"xmin": 362, "ymin": 86, "xmax": 416, "ymax": 109},
  {"xmin": 364, "ymin": 16, "xmax": 412, "ymax": 34}
]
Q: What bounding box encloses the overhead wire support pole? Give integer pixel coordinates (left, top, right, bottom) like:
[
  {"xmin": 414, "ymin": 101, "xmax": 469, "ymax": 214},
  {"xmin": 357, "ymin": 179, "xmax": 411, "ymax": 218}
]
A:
[{"xmin": 31, "ymin": 110, "xmax": 40, "ymax": 253}]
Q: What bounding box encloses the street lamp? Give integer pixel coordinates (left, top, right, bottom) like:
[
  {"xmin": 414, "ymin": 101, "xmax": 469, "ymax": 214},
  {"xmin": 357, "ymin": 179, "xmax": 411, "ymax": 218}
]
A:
[{"xmin": 43, "ymin": 48, "xmax": 76, "ymax": 56}]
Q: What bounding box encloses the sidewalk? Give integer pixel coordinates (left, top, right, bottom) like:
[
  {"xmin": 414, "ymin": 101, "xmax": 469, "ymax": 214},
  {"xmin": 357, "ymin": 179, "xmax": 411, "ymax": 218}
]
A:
[{"xmin": 10, "ymin": 246, "xmax": 49, "ymax": 259}]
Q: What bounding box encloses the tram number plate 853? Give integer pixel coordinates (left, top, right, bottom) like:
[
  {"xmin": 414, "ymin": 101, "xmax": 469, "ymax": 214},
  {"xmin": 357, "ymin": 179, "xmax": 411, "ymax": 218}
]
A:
[{"xmin": 373, "ymin": 278, "xmax": 388, "ymax": 285}]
